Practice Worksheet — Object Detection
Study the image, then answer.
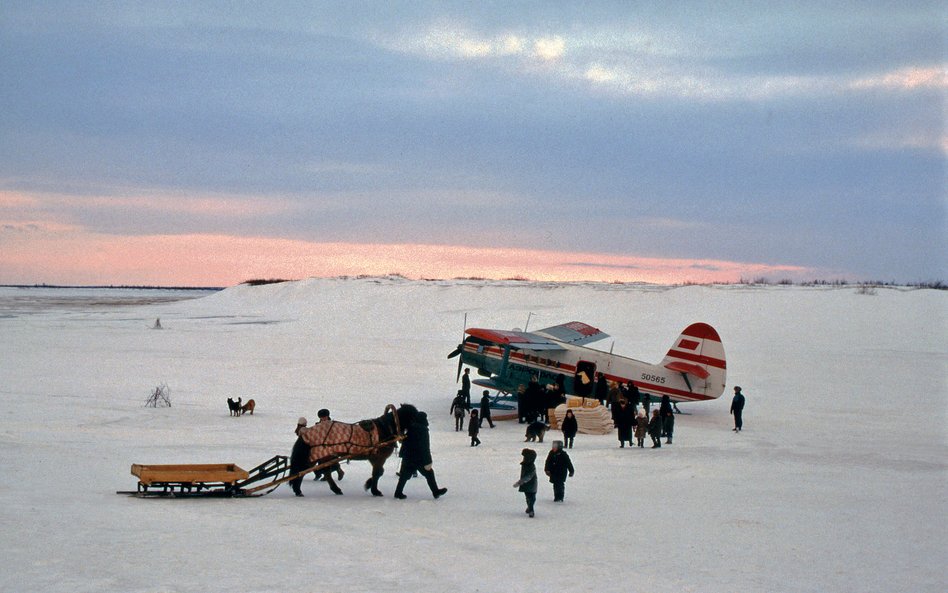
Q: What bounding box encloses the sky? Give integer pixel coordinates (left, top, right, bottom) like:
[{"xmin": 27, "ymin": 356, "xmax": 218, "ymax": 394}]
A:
[{"xmin": 1, "ymin": 2, "xmax": 945, "ymax": 286}]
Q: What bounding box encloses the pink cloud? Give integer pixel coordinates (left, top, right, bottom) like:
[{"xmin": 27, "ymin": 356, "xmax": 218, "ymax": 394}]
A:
[{"xmin": 0, "ymin": 229, "xmax": 815, "ymax": 286}]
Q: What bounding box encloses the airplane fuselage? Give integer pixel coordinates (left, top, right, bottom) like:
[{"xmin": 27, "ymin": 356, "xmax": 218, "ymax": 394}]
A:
[{"xmin": 460, "ymin": 328, "xmax": 725, "ymax": 403}]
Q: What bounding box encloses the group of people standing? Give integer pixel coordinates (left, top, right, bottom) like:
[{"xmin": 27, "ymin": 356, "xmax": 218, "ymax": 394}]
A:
[
  {"xmin": 451, "ymin": 369, "xmax": 496, "ymax": 447},
  {"xmin": 609, "ymin": 393, "xmax": 674, "ymax": 448},
  {"xmin": 518, "ymin": 373, "xmax": 567, "ymax": 424}
]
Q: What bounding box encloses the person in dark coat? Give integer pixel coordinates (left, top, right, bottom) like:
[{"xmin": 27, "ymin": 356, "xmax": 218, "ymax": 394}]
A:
[
  {"xmin": 555, "ymin": 373, "xmax": 567, "ymax": 400},
  {"xmin": 626, "ymin": 381, "xmax": 641, "ymax": 411},
  {"xmin": 544, "ymin": 440, "xmax": 574, "ymax": 502},
  {"xmin": 450, "ymin": 391, "xmax": 467, "ymax": 432},
  {"xmin": 468, "ymin": 409, "xmax": 481, "ymax": 446},
  {"xmin": 289, "ymin": 435, "xmax": 313, "ymax": 496},
  {"xmin": 560, "ymin": 408, "xmax": 578, "ymax": 448},
  {"xmin": 647, "ymin": 409, "xmax": 663, "ymax": 448},
  {"xmin": 730, "ymin": 386, "xmax": 745, "ymax": 431},
  {"xmin": 521, "ymin": 375, "xmax": 544, "ymax": 423},
  {"xmin": 461, "ymin": 368, "xmax": 472, "ymax": 408},
  {"xmin": 595, "ymin": 373, "xmax": 609, "ymax": 408},
  {"xmin": 614, "ymin": 399, "xmax": 635, "ymax": 447},
  {"xmin": 394, "ymin": 411, "xmax": 447, "ymax": 499},
  {"xmin": 513, "ymin": 448, "xmax": 538, "ymax": 517},
  {"xmin": 660, "ymin": 394, "xmax": 675, "ymax": 444},
  {"xmin": 479, "ymin": 390, "xmax": 495, "ymax": 428}
]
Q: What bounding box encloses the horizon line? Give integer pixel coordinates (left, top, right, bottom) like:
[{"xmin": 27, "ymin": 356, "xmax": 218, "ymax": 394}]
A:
[{"xmin": 2, "ymin": 274, "xmax": 943, "ymax": 291}]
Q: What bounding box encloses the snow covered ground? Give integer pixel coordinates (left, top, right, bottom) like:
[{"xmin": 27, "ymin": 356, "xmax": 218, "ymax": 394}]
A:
[{"xmin": 0, "ymin": 278, "xmax": 944, "ymax": 593}]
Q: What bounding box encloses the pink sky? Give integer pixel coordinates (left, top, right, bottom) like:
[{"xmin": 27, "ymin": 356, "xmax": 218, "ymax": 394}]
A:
[{"xmin": 0, "ymin": 227, "xmax": 813, "ymax": 286}]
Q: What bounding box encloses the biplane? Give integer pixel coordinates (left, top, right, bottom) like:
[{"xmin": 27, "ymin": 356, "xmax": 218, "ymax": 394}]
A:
[{"xmin": 448, "ymin": 321, "xmax": 726, "ymax": 406}]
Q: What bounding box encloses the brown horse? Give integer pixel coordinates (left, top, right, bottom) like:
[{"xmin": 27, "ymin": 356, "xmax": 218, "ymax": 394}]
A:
[{"xmin": 289, "ymin": 404, "xmax": 418, "ymax": 497}]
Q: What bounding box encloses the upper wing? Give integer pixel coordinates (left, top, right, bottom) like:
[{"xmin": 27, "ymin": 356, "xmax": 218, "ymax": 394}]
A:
[
  {"xmin": 533, "ymin": 321, "xmax": 609, "ymax": 346},
  {"xmin": 465, "ymin": 328, "xmax": 565, "ymax": 351}
]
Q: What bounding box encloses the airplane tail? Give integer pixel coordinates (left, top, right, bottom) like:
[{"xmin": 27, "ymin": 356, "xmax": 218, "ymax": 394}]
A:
[{"xmin": 660, "ymin": 323, "xmax": 727, "ymax": 401}]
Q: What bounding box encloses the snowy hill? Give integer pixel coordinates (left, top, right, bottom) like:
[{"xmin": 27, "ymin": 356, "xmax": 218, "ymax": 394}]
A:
[{"xmin": 0, "ymin": 279, "xmax": 944, "ymax": 593}]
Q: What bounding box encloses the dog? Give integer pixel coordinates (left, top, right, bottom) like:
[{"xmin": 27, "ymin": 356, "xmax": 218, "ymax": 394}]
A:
[
  {"xmin": 524, "ymin": 421, "xmax": 550, "ymax": 443},
  {"xmin": 227, "ymin": 397, "xmax": 242, "ymax": 417},
  {"xmin": 240, "ymin": 398, "xmax": 255, "ymax": 416}
]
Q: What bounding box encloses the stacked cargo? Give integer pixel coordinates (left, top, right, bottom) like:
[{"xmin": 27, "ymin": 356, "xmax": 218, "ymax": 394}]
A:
[{"xmin": 551, "ymin": 397, "xmax": 614, "ymax": 435}]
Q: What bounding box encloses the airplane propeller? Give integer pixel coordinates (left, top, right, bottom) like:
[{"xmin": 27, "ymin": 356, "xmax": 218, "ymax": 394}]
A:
[{"xmin": 448, "ymin": 313, "xmax": 467, "ymax": 382}]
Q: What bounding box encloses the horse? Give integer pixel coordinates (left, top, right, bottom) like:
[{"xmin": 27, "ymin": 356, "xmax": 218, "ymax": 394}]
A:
[
  {"xmin": 289, "ymin": 403, "xmax": 418, "ymax": 497},
  {"xmin": 240, "ymin": 398, "xmax": 255, "ymax": 415},
  {"xmin": 227, "ymin": 397, "xmax": 242, "ymax": 417}
]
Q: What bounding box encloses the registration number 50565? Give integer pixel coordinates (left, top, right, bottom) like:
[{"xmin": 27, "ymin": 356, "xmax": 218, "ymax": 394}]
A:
[{"xmin": 640, "ymin": 373, "xmax": 665, "ymax": 384}]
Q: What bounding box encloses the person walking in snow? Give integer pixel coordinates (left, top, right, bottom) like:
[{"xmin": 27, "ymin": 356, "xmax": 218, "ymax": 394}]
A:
[
  {"xmin": 560, "ymin": 408, "xmax": 578, "ymax": 449},
  {"xmin": 634, "ymin": 409, "xmax": 648, "ymax": 447},
  {"xmin": 394, "ymin": 411, "xmax": 447, "ymax": 500},
  {"xmin": 647, "ymin": 409, "xmax": 663, "ymax": 448},
  {"xmin": 450, "ymin": 391, "xmax": 467, "ymax": 432},
  {"xmin": 660, "ymin": 394, "xmax": 675, "ymax": 444},
  {"xmin": 544, "ymin": 440, "xmax": 574, "ymax": 502},
  {"xmin": 513, "ymin": 448, "xmax": 538, "ymax": 518},
  {"xmin": 730, "ymin": 386, "xmax": 746, "ymax": 431},
  {"xmin": 468, "ymin": 409, "xmax": 481, "ymax": 446},
  {"xmin": 479, "ymin": 390, "xmax": 495, "ymax": 428},
  {"xmin": 614, "ymin": 399, "xmax": 635, "ymax": 448}
]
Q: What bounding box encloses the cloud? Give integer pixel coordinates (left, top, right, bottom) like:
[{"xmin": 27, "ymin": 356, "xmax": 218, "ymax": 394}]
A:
[
  {"xmin": 0, "ymin": 219, "xmax": 82, "ymax": 233},
  {"xmin": 849, "ymin": 66, "xmax": 947, "ymax": 91},
  {"xmin": 0, "ymin": 192, "xmax": 39, "ymax": 209},
  {"xmin": 0, "ymin": 227, "xmax": 819, "ymax": 287},
  {"xmin": 533, "ymin": 36, "xmax": 565, "ymax": 61},
  {"xmin": 383, "ymin": 21, "xmax": 945, "ymax": 104},
  {"xmin": 403, "ymin": 25, "xmax": 524, "ymax": 60},
  {"xmin": 0, "ymin": 188, "xmax": 299, "ymax": 224}
]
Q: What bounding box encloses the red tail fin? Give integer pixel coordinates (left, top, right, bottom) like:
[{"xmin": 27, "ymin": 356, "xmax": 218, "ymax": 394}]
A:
[{"xmin": 660, "ymin": 323, "xmax": 727, "ymax": 400}]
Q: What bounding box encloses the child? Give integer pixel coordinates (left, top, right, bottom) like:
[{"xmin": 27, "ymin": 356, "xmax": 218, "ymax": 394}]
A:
[
  {"xmin": 560, "ymin": 408, "xmax": 578, "ymax": 448},
  {"xmin": 634, "ymin": 409, "xmax": 648, "ymax": 448},
  {"xmin": 513, "ymin": 448, "xmax": 538, "ymax": 517},
  {"xmin": 450, "ymin": 391, "xmax": 466, "ymax": 431},
  {"xmin": 468, "ymin": 409, "xmax": 481, "ymax": 446},
  {"xmin": 543, "ymin": 440, "xmax": 574, "ymax": 502},
  {"xmin": 648, "ymin": 409, "xmax": 663, "ymax": 448}
]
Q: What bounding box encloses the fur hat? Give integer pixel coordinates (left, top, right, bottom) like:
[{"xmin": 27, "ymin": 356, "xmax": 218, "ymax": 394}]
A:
[
  {"xmin": 734, "ymin": 386, "xmax": 742, "ymax": 392},
  {"xmin": 317, "ymin": 408, "xmax": 330, "ymax": 418},
  {"xmin": 551, "ymin": 440, "xmax": 564, "ymax": 450},
  {"xmin": 297, "ymin": 417, "xmax": 307, "ymax": 426},
  {"xmin": 521, "ymin": 448, "xmax": 537, "ymax": 462}
]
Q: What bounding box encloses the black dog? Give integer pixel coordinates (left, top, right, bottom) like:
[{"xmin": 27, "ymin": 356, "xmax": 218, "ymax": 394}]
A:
[
  {"xmin": 227, "ymin": 397, "xmax": 242, "ymax": 416},
  {"xmin": 524, "ymin": 421, "xmax": 549, "ymax": 442}
]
